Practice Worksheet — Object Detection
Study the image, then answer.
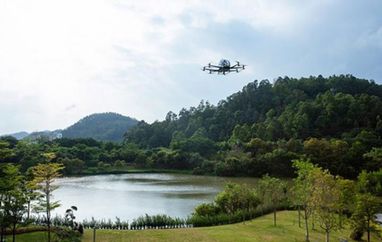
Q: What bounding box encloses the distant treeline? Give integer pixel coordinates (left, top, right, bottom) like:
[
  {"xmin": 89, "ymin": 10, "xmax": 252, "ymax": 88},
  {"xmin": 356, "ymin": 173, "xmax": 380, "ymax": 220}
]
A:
[{"xmin": 1, "ymin": 75, "xmax": 382, "ymax": 178}]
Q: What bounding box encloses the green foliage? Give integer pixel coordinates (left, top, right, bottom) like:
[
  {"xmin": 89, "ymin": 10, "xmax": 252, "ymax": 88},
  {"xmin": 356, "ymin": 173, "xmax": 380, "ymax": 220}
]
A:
[
  {"xmin": 130, "ymin": 214, "xmax": 188, "ymax": 229},
  {"xmin": 191, "ymin": 182, "xmax": 263, "ymax": 227},
  {"xmin": 122, "ymin": 75, "xmax": 382, "ymax": 178},
  {"xmin": 54, "ymin": 227, "xmax": 82, "ymax": 242},
  {"xmin": 0, "ymin": 163, "xmax": 27, "ymax": 241},
  {"xmin": 0, "ymin": 140, "xmax": 15, "ymax": 163},
  {"xmin": 363, "ymin": 147, "xmax": 382, "ymax": 170},
  {"xmin": 350, "ymin": 193, "xmax": 381, "ymax": 242},
  {"xmin": 30, "ymin": 162, "xmax": 64, "ymax": 242},
  {"xmin": 126, "ymin": 75, "xmax": 382, "ymax": 145},
  {"xmin": 215, "ymin": 183, "xmax": 260, "ymax": 215},
  {"xmin": 257, "ymin": 175, "xmax": 287, "ymax": 226},
  {"xmin": 310, "ymin": 169, "xmax": 340, "ymax": 242}
]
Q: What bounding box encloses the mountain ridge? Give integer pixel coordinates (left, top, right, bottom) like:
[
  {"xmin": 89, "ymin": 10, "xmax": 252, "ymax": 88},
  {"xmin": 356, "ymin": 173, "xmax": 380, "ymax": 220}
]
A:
[{"xmin": 5, "ymin": 112, "xmax": 138, "ymax": 142}]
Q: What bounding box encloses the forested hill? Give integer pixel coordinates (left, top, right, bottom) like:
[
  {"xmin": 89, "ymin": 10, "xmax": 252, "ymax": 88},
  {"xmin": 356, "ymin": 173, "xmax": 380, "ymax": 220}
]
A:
[
  {"xmin": 125, "ymin": 75, "xmax": 382, "ymax": 147},
  {"xmin": 62, "ymin": 112, "xmax": 138, "ymax": 142},
  {"xmin": 123, "ymin": 75, "xmax": 382, "ymax": 178}
]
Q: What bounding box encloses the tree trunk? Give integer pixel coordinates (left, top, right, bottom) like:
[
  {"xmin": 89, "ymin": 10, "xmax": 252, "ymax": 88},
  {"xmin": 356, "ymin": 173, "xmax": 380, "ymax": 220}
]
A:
[
  {"xmin": 326, "ymin": 230, "xmax": 329, "ymax": 242},
  {"xmin": 27, "ymin": 200, "xmax": 31, "ymax": 221},
  {"xmin": 311, "ymin": 213, "xmax": 315, "ymax": 230},
  {"xmin": 1, "ymin": 226, "xmax": 4, "ymax": 242},
  {"xmin": 367, "ymin": 218, "xmax": 370, "ymax": 242},
  {"xmin": 304, "ymin": 208, "xmax": 309, "ymax": 242},
  {"xmin": 298, "ymin": 206, "xmax": 301, "ymax": 228},
  {"xmin": 12, "ymin": 223, "xmax": 16, "ymax": 242},
  {"xmin": 47, "ymin": 184, "xmax": 51, "ymax": 242}
]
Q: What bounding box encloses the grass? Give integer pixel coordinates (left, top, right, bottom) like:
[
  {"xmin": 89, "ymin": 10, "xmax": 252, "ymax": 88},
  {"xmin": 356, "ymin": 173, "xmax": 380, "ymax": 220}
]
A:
[
  {"xmin": 13, "ymin": 231, "xmax": 48, "ymax": 242},
  {"xmin": 80, "ymin": 211, "xmax": 381, "ymax": 242},
  {"xmin": 15, "ymin": 211, "xmax": 381, "ymax": 242}
]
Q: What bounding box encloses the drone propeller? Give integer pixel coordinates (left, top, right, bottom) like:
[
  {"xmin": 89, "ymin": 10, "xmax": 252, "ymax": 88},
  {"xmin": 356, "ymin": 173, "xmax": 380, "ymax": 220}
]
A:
[{"xmin": 236, "ymin": 61, "xmax": 240, "ymax": 65}]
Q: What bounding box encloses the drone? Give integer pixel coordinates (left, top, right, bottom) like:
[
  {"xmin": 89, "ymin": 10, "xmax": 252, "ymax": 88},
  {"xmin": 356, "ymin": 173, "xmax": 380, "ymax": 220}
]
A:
[{"xmin": 202, "ymin": 59, "xmax": 246, "ymax": 75}]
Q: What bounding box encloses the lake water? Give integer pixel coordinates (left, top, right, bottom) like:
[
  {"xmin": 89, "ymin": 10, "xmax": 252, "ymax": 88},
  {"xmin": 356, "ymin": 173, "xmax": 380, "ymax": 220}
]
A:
[{"xmin": 52, "ymin": 173, "xmax": 257, "ymax": 221}]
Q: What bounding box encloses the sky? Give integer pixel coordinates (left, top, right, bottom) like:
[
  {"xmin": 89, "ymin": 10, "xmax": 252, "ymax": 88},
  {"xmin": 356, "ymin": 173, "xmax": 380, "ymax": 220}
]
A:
[{"xmin": 0, "ymin": 0, "xmax": 382, "ymax": 134}]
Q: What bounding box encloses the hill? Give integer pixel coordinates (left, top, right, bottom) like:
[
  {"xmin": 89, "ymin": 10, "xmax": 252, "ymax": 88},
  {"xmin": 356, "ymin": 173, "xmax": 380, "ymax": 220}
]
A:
[
  {"xmin": 24, "ymin": 130, "xmax": 62, "ymax": 141},
  {"xmin": 61, "ymin": 112, "xmax": 138, "ymax": 142},
  {"xmin": 124, "ymin": 75, "xmax": 382, "ymax": 178},
  {"xmin": 2, "ymin": 131, "xmax": 29, "ymax": 140},
  {"xmin": 126, "ymin": 75, "xmax": 382, "ymax": 147}
]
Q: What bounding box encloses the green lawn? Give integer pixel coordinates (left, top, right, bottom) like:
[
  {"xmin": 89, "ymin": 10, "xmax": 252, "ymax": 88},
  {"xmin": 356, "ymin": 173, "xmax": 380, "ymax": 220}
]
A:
[
  {"xmin": 13, "ymin": 231, "xmax": 47, "ymax": 242},
  {"xmin": 81, "ymin": 211, "xmax": 381, "ymax": 242},
  {"xmin": 15, "ymin": 211, "xmax": 381, "ymax": 242}
]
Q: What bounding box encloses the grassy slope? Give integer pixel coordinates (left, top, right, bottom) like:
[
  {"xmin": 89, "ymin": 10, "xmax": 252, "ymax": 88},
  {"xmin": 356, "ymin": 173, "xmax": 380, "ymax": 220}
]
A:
[
  {"xmin": 15, "ymin": 211, "xmax": 381, "ymax": 242},
  {"xmin": 14, "ymin": 231, "xmax": 47, "ymax": 242},
  {"xmin": 81, "ymin": 211, "xmax": 380, "ymax": 242}
]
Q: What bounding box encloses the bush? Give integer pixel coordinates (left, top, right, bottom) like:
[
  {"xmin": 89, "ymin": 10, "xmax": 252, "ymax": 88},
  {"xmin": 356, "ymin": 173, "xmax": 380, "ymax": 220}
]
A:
[
  {"xmin": 194, "ymin": 203, "xmax": 220, "ymax": 216},
  {"xmin": 54, "ymin": 227, "xmax": 82, "ymax": 242},
  {"xmin": 350, "ymin": 226, "xmax": 364, "ymax": 241}
]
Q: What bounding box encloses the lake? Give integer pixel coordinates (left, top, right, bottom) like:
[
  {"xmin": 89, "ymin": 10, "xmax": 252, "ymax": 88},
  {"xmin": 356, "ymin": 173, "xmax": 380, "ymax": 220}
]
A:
[{"xmin": 52, "ymin": 173, "xmax": 257, "ymax": 221}]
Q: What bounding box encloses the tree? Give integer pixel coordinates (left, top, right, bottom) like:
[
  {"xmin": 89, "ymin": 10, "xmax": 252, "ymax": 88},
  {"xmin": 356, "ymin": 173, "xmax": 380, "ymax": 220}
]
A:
[
  {"xmin": 336, "ymin": 178, "xmax": 355, "ymax": 228},
  {"xmin": 292, "ymin": 159, "xmax": 318, "ymax": 242},
  {"xmin": 363, "ymin": 147, "xmax": 382, "ymax": 170},
  {"xmin": 257, "ymin": 174, "xmax": 286, "ymax": 226},
  {"xmin": 0, "ymin": 164, "xmax": 25, "ymax": 242},
  {"xmin": 350, "ymin": 193, "xmax": 380, "ymax": 242},
  {"xmin": 215, "ymin": 183, "xmax": 259, "ymax": 216},
  {"xmin": 59, "ymin": 158, "xmax": 85, "ymax": 175},
  {"xmin": 4, "ymin": 187, "xmax": 27, "ymax": 242},
  {"xmin": 23, "ymin": 168, "xmax": 40, "ymax": 222},
  {"xmin": 350, "ymin": 170, "xmax": 381, "ymax": 242},
  {"xmin": 0, "ymin": 141, "xmax": 15, "ymax": 163},
  {"xmin": 30, "ymin": 162, "xmax": 64, "ymax": 242},
  {"xmin": 309, "ymin": 169, "xmax": 340, "ymax": 242}
]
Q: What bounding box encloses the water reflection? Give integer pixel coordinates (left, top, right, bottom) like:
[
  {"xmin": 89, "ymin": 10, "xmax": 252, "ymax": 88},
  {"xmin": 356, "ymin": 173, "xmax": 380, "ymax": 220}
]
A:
[{"xmin": 52, "ymin": 173, "xmax": 257, "ymax": 221}]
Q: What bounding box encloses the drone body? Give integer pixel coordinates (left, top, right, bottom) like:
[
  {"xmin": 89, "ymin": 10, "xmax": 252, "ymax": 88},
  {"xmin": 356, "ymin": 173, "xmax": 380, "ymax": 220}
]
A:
[{"xmin": 202, "ymin": 59, "xmax": 246, "ymax": 75}]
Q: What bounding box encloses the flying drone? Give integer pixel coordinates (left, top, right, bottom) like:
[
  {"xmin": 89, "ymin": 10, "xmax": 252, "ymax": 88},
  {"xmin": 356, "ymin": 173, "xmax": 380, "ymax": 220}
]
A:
[{"xmin": 202, "ymin": 59, "xmax": 246, "ymax": 75}]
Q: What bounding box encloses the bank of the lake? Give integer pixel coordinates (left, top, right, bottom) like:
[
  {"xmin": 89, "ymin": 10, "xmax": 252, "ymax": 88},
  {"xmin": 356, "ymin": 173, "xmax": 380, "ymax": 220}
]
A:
[
  {"xmin": 15, "ymin": 211, "xmax": 382, "ymax": 242},
  {"xmin": 79, "ymin": 167, "xmax": 194, "ymax": 176}
]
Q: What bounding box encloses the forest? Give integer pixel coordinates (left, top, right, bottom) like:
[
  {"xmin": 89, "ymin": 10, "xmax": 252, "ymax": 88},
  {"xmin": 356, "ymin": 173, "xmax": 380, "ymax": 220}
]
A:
[{"xmin": 1, "ymin": 75, "xmax": 382, "ymax": 180}]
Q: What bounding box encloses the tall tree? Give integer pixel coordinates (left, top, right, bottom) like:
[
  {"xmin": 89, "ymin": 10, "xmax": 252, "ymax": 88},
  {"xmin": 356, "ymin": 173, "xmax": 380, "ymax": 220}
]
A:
[
  {"xmin": 30, "ymin": 162, "xmax": 64, "ymax": 242},
  {"xmin": 292, "ymin": 159, "xmax": 318, "ymax": 242},
  {"xmin": 5, "ymin": 186, "xmax": 27, "ymax": 242},
  {"xmin": 351, "ymin": 171, "xmax": 381, "ymax": 242},
  {"xmin": 0, "ymin": 164, "xmax": 22, "ymax": 242},
  {"xmin": 350, "ymin": 193, "xmax": 380, "ymax": 242},
  {"xmin": 257, "ymin": 174, "xmax": 286, "ymax": 226},
  {"xmin": 336, "ymin": 178, "xmax": 355, "ymax": 228},
  {"xmin": 309, "ymin": 169, "xmax": 340, "ymax": 242}
]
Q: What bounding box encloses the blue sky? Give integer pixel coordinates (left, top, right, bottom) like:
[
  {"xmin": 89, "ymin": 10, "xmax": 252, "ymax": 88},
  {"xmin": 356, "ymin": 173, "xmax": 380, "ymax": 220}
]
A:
[{"xmin": 0, "ymin": 0, "xmax": 381, "ymax": 134}]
